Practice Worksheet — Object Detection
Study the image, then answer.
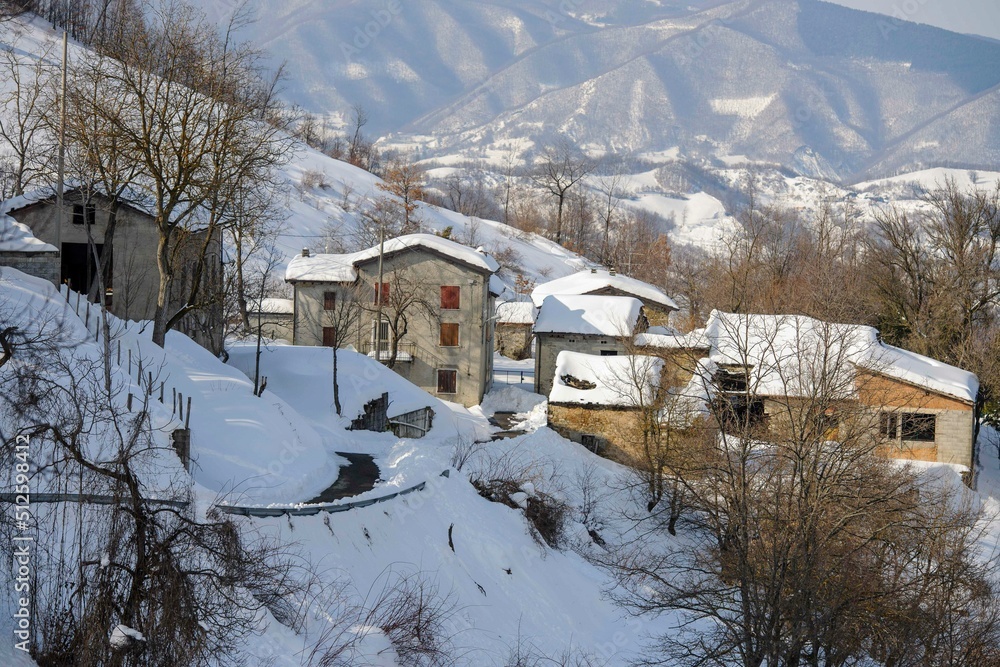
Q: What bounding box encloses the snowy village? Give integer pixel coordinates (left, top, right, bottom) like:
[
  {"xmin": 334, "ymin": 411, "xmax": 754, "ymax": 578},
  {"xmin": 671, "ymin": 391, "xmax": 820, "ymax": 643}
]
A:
[{"xmin": 2, "ymin": 1, "xmax": 1000, "ymax": 665}]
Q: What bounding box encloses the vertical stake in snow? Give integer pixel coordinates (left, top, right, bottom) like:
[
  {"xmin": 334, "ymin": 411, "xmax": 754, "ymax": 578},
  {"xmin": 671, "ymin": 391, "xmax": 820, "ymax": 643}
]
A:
[{"xmin": 185, "ymin": 396, "xmax": 192, "ymax": 429}]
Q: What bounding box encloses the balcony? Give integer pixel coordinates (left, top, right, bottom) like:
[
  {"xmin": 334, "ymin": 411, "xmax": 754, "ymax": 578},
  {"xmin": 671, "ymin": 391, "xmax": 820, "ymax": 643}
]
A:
[{"xmin": 361, "ymin": 341, "xmax": 415, "ymax": 363}]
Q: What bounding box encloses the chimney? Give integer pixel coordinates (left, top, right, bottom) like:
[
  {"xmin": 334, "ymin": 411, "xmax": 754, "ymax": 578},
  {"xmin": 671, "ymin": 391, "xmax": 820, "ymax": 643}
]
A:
[
  {"xmin": 609, "ymin": 267, "xmax": 617, "ymax": 276},
  {"xmin": 591, "ymin": 268, "xmax": 597, "ymax": 274},
  {"xmin": 302, "ymin": 248, "xmax": 310, "ymax": 257}
]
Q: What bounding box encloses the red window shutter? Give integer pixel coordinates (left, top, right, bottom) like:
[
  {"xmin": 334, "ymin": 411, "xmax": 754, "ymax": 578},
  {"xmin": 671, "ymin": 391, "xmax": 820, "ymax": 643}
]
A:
[
  {"xmin": 437, "ymin": 369, "xmax": 457, "ymax": 394},
  {"xmin": 440, "ymin": 323, "xmax": 459, "ymax": 347},
  {"xmin": 440, "ymin": 285, "xmax": 460, "ymax": 309},
  {"xmin": 373, "ymin": 282, "xmax": 390, "ymax": 305},
  {"xmin": 322, "ymin": 326, "xmax": 337, "ymax": 347},
  {"xmin": 323, "ymin": 291, "xmax": 336, "ymax": 310}
]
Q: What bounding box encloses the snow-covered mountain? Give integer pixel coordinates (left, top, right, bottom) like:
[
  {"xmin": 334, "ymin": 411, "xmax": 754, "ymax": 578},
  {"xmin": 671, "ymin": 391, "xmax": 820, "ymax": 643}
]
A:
[{"xmin": 194, "ymin": 0, "xmax": 1000, "ymax": 180}]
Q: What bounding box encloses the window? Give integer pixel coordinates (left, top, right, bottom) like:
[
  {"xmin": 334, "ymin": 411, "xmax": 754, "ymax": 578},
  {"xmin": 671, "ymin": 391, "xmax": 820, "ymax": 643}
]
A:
[
  {"xmin": 901, "ymin": 413, "xmax": 936, "ymax": 442},
  {"xmin": 440, "ymin": 285, "xmax": 460, "ymax": 310},
  {"xmin": 581, "ymin": 434, "xmax": 599, "ymax": 452},
  {"xmin": 371, "ymin": 319, "xmax": 391, "ymax": 354},
  {"xmin": 322, "ymin": 326, "xmax": 337, "ymax": 347},
  {"xmin": 373, "ymin": 282, "xmax": 390, "ymax": 305},
  {"xmin": 716, "ymin": 367, "xmax": 749, "ymax": 393},
  {"xmin": 439, "ymin": 323, "xmax": 459, "ymax": 347},
  {"xmin": 437, "ymin": 369, "xmax": 457, "ymax": 394},
  {"xmin": 880, "ymin": 413, "xmax": 898, "ymax": 439},
  {"xmin": 72, "ymin": 203, "xmax": 96, "ymax": 226},
  {"xmin": 323, "ymin": 291, "xmax": 336, "ymax": 311},
  {"xmin": 881, "ymin": 412, "xmax": 936, "ymax": 442},
  {"xmin": 600, "ymin": 350, "xmax": 618, "ymax": 356}
]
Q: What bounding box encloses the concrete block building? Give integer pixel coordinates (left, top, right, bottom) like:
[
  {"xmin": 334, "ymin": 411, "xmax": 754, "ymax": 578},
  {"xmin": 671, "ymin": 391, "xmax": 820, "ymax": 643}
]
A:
[{"xmin": 3, "ymin": 188, "xmax": 223, "ymax": 352}]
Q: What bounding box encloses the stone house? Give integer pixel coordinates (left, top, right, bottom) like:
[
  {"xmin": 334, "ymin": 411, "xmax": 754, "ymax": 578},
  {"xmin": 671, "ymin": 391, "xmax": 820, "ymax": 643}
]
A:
[
  {"xmin": 697, "ymin": 311, "xmax": 981, "ymax": 473},
  {"xmin": 531, "ymin": 268, "xmax": 678, "ymax": 327},
  {"xmin": 495, "ymin": 300, "xmax": 535, "ymax": 360},
  {"xmin": 545, "ymin": 310, "xmax": 980, "ymax": 478},
  {"xmin": 0, "ymin": 213, "xmax": 59, "ymax": 283},
  {"xmin": 546, "ymin": 350, "xmax": 664, "ymax": 462},
  {"xmin": 2, "ymin": 188, "xmax": 223, "ymax": 351},
  {"xmin": 285, "ymin": 234, "xmax": 501, "ymax": 408},
  {"xmin": 532, "ymin": 294, "xmax": 648, "ymax": 397}
]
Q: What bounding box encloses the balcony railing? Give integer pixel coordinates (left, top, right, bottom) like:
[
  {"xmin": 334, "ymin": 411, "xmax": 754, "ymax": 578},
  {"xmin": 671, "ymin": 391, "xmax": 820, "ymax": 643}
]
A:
[{"xmin": 361, "ymin": 341, "xmax": 416, "ymax": 363}]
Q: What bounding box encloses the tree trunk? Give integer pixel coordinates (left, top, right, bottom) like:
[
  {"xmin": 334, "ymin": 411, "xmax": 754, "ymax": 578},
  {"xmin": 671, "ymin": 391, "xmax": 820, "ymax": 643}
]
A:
[
  {"xmin": 555, "ymin": 192, "xmax": 565, "ymax": 244},
  {"xmin": 151, "ymin": 229, "xmax": 172, "ymax": 347}
]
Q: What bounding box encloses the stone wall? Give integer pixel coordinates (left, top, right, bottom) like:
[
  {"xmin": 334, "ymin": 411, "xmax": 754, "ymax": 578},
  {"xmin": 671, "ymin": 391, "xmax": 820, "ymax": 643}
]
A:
[
  {"xmin": 0, "ymin": 252, "xmax": 59, "ymax": 284},
  {"xmin": 495, "ymin": 322, "xmax": 532, "ymax": 359},
  {"xmin": 547, "ymin": 403, "xmax": 643, "ymax": 465}
]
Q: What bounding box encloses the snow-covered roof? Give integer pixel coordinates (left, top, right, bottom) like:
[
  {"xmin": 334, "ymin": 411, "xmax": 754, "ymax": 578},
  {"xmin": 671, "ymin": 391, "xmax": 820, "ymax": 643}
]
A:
[
  {"xmin": 286, "ymin": 233, "xmax": 500, "ymax": 283},
  {"xmin": 251, "ymin": 298, "xmax": 294, "ymax": 315},
  {"xmin": 549, "ymin": 351, "xmax": 663, "ymax": 407},
  {"xmin": 0, "ymin": 213, "xmax": 57, "ymax": 253},
  {"xmin": 533, "ymin": 295, "xmax": 644, "ymax": 336},
  {"xmin": 635, "ymin": 329, "xmax": 709, "ymax": 350},
  {"xmin": 531, "ymin": 269, "xmax": 678, "ymax": 311},
  {"xmin": 489, "ymin": 274, "xmax": 508, "ymax": 298},
  {"xmin": 286, "ymin": 252, "xmax": 358, "ymax": 283},
  {"xmin": 702, "ymin": 311, "xmax": 979, "ymax": 404},
  {"xmin": 2, "ymin": 183, "xmax": 210, "ymax": 226},
  {"xmin": 496, "ymin": 301, "xmax": 536, "ymax": 325}
]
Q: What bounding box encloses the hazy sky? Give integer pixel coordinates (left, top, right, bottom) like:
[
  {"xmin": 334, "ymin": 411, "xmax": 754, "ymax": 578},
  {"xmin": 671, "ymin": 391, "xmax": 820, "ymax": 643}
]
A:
[{"xmin": 829, "ymin": 0, "xmax": 1000, "ymax": 41}]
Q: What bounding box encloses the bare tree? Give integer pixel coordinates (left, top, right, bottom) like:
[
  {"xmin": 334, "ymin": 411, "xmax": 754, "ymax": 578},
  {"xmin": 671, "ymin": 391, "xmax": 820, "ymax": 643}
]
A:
[
  {"xmin": 0, "ymin": 38, "xmax": 54, "ymax": 198},
  {"xmin": 595, "ymin": 157, "xmax": 629, "ymax": 265},
  {"xmin": 357, "ymin": 265, "xmax": 435, "ymax": 369},
  {"xmin": 325, "ymin": 289, "xmax": 362, "ymax": 416},
  {"xmin": 377, "ymin": 154, "xmax": 426, "ymax": 233},
  {"xmin": 0, "ymin": 304, "xmax": 314, "ymax": 666},
  {"xmin": 77, "ymin": 0, "xmax": 293, "ymax": 348},
  {"xmin": 530, "ymin": 138, "xmax": 595, "ymax": 245},
  {"xmin": 596, "ymin": 314, "xmax": 1000, "ymax": 666}
]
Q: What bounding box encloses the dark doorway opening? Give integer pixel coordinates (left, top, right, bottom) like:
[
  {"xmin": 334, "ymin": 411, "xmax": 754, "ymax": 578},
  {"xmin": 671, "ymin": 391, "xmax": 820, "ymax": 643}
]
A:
[{"xmin": 61, "ymin": 242, "xmax": 111, "ymax": 297}]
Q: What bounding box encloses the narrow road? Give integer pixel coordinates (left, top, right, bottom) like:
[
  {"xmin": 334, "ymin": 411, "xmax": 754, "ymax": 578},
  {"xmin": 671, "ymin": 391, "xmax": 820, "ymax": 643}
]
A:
[{"xmin": 305, "ymin": 452, "xmax": 380, "ymax": 504}]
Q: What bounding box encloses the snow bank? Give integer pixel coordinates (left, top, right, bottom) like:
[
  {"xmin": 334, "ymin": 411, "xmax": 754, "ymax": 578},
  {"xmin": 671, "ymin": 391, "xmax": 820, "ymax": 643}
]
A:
[{"xmin": 0, "ymin": 213, "xmax": 57, "ymax": 252}]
